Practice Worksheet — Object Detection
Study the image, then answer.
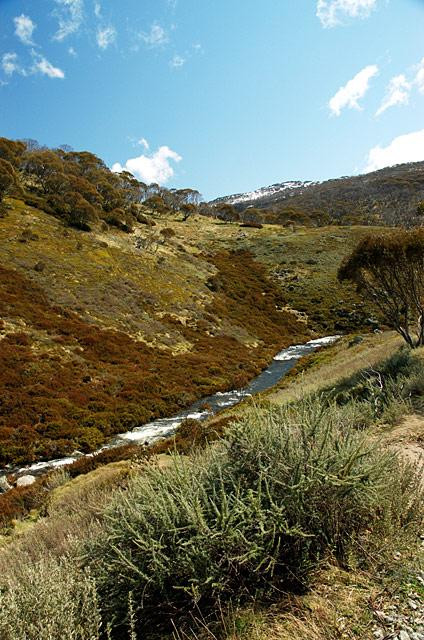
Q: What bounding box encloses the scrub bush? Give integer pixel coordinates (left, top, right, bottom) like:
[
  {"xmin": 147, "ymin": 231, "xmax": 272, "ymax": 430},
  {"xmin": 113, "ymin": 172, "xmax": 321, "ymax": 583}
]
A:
[
  {"xmin": 87, "ymin": 397, "xmax": 423, "ymax": 637},
  {"xmin": 0, "ymin": 557, "xmax": 101, "ymax": 640}
]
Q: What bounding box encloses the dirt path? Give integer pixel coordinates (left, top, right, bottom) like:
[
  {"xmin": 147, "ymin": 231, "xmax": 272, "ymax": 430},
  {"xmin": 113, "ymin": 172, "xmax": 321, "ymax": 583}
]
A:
[{"xmin": 380, "ymin": 414, "xmax": 424, "ymax": 475}]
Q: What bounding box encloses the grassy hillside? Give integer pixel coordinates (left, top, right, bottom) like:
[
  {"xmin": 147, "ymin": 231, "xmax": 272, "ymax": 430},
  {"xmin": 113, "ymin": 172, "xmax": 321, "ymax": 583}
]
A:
[
  {"xmin": 1, "ymin": 200, "xmax": 302, "ymax": 466},
  {"xmin": 187, "ymin": 221, "xmax": 381, "ymax": 332},
  {"xmin": 0, "ymin": 195, "xmax": 385, "ymax": 468}
]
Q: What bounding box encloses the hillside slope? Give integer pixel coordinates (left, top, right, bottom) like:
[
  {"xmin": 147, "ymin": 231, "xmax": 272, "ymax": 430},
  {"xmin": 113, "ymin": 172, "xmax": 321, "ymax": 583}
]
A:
[
  {"xmin": 210, "ymin": 162, "xmax": 424, "ymax": 227},
  {"xmin": 0, "ymin": 196, "xmax": 379, "ymax": 467},
  {"xmin": 0, "ymin": 335, "xmax": 422, "ymax": 640}
]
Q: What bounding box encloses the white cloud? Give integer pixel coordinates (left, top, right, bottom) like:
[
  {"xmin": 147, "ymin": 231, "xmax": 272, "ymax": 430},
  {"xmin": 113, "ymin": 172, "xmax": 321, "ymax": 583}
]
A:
[
  {"xmin": 2, "ymin": 50, "xmax": 64, "ymax": 80},
  {"xmin": 137, "ymin": 138, "xmax": 150, "ymax": 150},
  {"xmin": 68, "ymin": 46, "xmax": 77, "ymax": 56},
  {"xmin": 373, "ymin": 57, "xmax": 424, "ymax": 117},
  {"xmin": 141, "ymin": 23, "xmax": 168, "ymax": 47},
  {"xmin": 375, "ymin": 74, "xmax": 411, "ymax": 116},
  {"xmin": 31, "ymin": 52, "xmax": 65, "ymax": 79},
  {"xmin": 365, "ymin": 129, "xmax": 424, "ymax": 172},
  {"xmin": 329, "ymin": 64, "xmax": 378, "ymax": 116},
  {"xmin": 53, "ymin": 0, "xmax": 84, "ymax": 41},
  {"xmin": 94, "ymin": 2, "xmax": 102, "ymax": 18},
  {"xmin": 96, "ymin": 25, "xmax": 116, "ymax": 49},
  {"xmin": 14, "ymin": 14, "xmax": 36, "ymax": 45},
  {"xmin": 317, "ymin": 0, "xmax": 378, "ymax": 27},
  {"xmin": 2, "ymin": 52, "xmax": 26, "ymax": 76},
  {"xmin": 112, "ymin": 146, "xmax": 182, "ymax": 185},
  {"xmin": 414, "ymin": 57, "xmax": 424, "ymax": 94},
  {"xmin": 170, "ymin": 54, "xmax": 185, "ymax": 69}
]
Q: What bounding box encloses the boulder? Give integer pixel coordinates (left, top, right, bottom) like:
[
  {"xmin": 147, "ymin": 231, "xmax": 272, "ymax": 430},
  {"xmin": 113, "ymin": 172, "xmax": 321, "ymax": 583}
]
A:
[
  {"xmin": 0, "ymin": 475, "xmax": 11, "ymax": 493},
  {"xmin": 16, "ymin": 475, "xmax": 36, "ymax": 487}
]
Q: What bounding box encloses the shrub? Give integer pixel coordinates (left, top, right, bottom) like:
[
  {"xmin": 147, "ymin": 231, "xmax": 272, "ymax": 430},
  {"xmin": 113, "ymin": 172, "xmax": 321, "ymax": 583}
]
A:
[
  {"xmin": 0, "ymin": 482, "xmax": 46, "ymax": 530},
  {"xmin": 104, "ymin": 208, "xmax": 134, "ymax": 233},
  {"xmin": 65, "ymin": 443, "xmax": 142, "ymax": 478},
  {"xmin": 150, "ymin": 415, "xmax": 236, "ymax": 455},
  {"xmin": 74, "ymin": 426, "xmax": 104, "ymax": 452},
  {"xmin": 160, "ymin": 227, "xmax": 176, "ymax": 239},
  {"xmin": 0, "ymin": 159, "xmax": 16, "ymax": 203},
  {"xmin": 18, "ymin": 228, "xmax": 39, "ymax": 243},
  {"xmin": 66, "ymin": 192, "xmax": 99, "ymax": 231},
  {"xmin": 136, "ymin": 213, "xmax": 155, "ymax": 226},
  {"xmin": 87, "ymin": 398, "xmax": 423, "ymax": 637},
  {"xmin": 328, "ymin": 348, "xmax": 424, "ymax": 422},
  {"xmin": 0, "ymin": 557, "xmax": 101, "ymax": 640},
  {"xmin": 21, "ymin": 192, "xmax": 51, "ymax": 212}
]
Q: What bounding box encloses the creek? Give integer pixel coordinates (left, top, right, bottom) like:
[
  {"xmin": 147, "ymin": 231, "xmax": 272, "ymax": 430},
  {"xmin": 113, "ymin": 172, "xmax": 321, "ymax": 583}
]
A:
[{"xmin": 6, "ymin": 335, "xmax": 340, "ymax": 481}]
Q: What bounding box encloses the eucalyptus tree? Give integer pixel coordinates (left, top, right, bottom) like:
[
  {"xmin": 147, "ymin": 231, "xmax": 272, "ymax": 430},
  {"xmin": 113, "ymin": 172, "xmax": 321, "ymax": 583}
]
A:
[{"xmin": 338, "ymin": 230, "xmax": 424, "ymax": 347}]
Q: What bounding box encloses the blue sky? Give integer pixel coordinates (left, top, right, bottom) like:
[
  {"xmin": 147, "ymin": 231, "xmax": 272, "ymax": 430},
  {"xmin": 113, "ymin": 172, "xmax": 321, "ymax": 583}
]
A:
[{"xmin": 1, "ymin": 0, "xmax": 424, "ymax": 199}]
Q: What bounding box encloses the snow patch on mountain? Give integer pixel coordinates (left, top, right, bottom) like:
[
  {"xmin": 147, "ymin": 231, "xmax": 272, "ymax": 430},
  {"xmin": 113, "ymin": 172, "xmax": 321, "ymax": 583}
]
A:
[{"xmin": 212, "ymin": 180, "xmax": 319, "ymax": 206}]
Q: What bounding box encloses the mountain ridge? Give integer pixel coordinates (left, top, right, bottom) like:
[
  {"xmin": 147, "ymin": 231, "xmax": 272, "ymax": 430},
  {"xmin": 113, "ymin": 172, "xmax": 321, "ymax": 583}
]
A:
[
  {"xmin": 210, "ymin": 180, "xmax": 319, "ymax": 207},
  {"xmin": 209, "ymin": 161, "xmax": 424, "ymax": 227}
]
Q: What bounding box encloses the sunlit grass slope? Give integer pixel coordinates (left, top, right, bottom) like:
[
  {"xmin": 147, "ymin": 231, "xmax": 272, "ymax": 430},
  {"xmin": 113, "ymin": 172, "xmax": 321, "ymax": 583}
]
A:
[{"xmin": 0, "ymin": 197, "xmax": 385, "ymax": 467}]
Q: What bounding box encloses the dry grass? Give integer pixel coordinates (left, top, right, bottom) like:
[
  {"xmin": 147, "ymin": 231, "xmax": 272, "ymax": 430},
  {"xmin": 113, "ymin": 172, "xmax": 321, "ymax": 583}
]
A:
[
  {"xmin": 375, "ymin": 414, "xmax": 424, "ymax": 482},
  {"xmin": 0, "ymin": 199, "xmax": 214, "ymax": 343},
  {"xmin": 220, "ymin": 566, "xmax": 380, "ymax": 640},
  {"xmin": 187, "ymin": 221, "xmax": 387, "ymax": 334},
  {"xmin": 268, "ymin": 331, "xmax": 403, "ymax": 405},
  {"xmin": 192, "ymin": 553, "xmax": 423, "ymax": 640},
  {"xmin": 0, "ymin": 460, "xmax": 130, "ymax": 567}
]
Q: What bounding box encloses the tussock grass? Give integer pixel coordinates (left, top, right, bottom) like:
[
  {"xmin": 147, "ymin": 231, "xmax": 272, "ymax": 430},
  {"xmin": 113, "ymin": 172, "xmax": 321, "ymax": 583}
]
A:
[{"xmin": 204, "ymin": 566, "xmax": 381, "ymax": 640}]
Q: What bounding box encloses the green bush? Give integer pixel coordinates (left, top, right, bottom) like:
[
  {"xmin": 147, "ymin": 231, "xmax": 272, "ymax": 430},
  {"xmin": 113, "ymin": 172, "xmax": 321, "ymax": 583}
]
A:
[
  {"xmin": 328, "ymin": 348, "xmax": 424, "ymax": 423},
  {"xmin": 0, "ymin": 557, "xmax": 101, "ymax": 640},
  {"xmin": 87, "ymin": 397, "xmax": 423, "ymax": 637}
]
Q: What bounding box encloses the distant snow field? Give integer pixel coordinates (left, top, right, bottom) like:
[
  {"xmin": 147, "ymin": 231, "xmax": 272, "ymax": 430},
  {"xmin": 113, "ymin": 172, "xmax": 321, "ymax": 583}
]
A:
[{"xmin": 213, "ymin": 180, "xmax": 319, "ymax": 206}]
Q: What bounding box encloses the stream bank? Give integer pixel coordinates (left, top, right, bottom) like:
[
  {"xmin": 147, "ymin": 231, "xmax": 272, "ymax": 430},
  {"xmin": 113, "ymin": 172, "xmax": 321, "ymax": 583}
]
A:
[{"xmin": 1, "ymin": 335, "xmax": 340, "ymax": 487}]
